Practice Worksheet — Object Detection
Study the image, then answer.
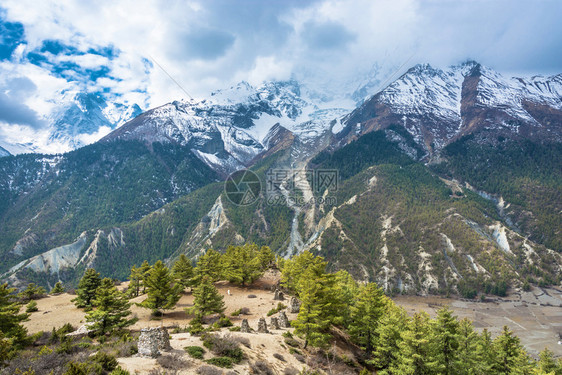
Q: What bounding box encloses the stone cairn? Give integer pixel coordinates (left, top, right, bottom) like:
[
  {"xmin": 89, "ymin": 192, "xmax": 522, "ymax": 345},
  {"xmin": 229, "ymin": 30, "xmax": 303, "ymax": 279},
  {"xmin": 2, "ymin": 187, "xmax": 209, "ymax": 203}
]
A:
[
  {"xmin": 240, "ymin": 319, "xmax": 251, "ymax": 333},
  {"xmin": 279, "ymin": 311, "xmax": 291, "ymax": 328},
  {"xmin": 257, "ymin": 317, "xmax": 269, "ymax": 333},
  {"xmin": 289, "ymin": 297, "xmax": 301, "ymax": 313},
  {"xmin": 273, "ymin": 288, "xmax": 285, "ymax": 301},
  {"xmin": 138, "ymin": 327, "xmax": 171, "ymax": 358},
  {"xmin": 270, "ymin": 317, "xmax": 280, "ymax": 330}
]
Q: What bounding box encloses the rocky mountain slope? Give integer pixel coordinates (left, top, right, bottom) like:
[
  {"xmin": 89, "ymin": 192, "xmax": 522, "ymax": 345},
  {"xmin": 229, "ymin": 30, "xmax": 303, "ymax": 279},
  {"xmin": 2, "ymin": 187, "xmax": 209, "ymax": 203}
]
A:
[
  {"xmin": 0, "ymin": 145, "xmax": 10, "ymax": 157},
  {"xmin": 1, "ymin": 62, "xmax": 560, "ymax": 296}
]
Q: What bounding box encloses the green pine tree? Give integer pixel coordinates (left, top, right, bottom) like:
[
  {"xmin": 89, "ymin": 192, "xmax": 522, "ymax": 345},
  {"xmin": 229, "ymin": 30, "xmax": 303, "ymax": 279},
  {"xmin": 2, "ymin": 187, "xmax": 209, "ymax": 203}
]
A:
[
  {"xmin": 138, "ymin": 260, "xmax": 152, "ymax": 293},
  {"xmin": 281, "ymin": 250, "xmax": 326, "ymax": 292},
  {"xmin": 456, "ymin": 318, "xmax": 480, "ymax": 374},
  {"xmin": 291, "ymin": 267, "xmax": 333, "ymax": 349},
  {"xmin": 348, "ymin": 282, "xmax": 387, "ymax": 353},
  {"xmin": 475, "ymin": 329, "xmax": 496, "ymax": 374},
  {"xmin": 492, "ymin": 325, "xmax": 532, "ymax": 375},
  {"xmin": 255, "ymin": 245, "xmax": 275, "ymax": 270},
  {"xmin": 139, "ymin": 261, "xmax": 181, "ymax": 315},
  {"xmin": 221, "ymin": 244, "xmax": 262, "ymax": 286},
  {"xmin": 428, "ymin": 307, "xmax": 460, "ymax": 375},
  {"xmin": 172, "ymin": 254, "xmax": 195, "ymax": 290},
  {"xmin": 0, "ymin": 283, "xmax": 29, "ymax": 353},
  {"xmin": 187, "ymin": 276, "xmax": 225, "ymax": 321},
  {"xmin": 72, "ymin": 268, "xmax": 102, "ymax": 309},
  {"xmin": 18, "ymin": 283, "xmax": 46, "ymax": 301},
  {"xmin": 50, "ymin": 281, "xmax": 65, "ymax": 295},
  {"xmin": 128, "ymin": 265, "xmax": 143, "ymax": 297},
  {"xmin": 331, "ymin": 270, "xmax": 359, "ymax": 327},
  {"xmin": 86, "ymin": 278, "xmax": 137, "ymax": 336},
  {"xmin": 193, "ymin": 249, "xmax": 222, "ymax": 284},
  {"xmin": 370, "ymin": 304, "xmax": 408, "ymax": 372},
  {"xmin": 537, "ymin": 347, "xmax": 562, "ymax": 375},
  {"xmin": 391, "ymin": 311, "xmax": 433, "ymax": 375}
]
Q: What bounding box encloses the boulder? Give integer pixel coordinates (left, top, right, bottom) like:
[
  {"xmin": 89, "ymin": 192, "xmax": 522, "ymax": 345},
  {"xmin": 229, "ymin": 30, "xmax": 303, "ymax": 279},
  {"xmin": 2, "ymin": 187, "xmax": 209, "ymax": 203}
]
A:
[{"xmin": 273, "ymin": 289, "xmax": 285, "ymax": 301}]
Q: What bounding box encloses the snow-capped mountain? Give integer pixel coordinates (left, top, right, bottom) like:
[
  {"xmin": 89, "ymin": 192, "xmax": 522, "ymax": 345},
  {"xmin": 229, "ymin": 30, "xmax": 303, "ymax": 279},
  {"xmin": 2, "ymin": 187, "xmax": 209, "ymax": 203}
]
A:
[
  {"xmin": 103, "ymin": 80, "xmax": 351, "ymax": 174},
  {"xmin": 0, "ymin": 145, "xmax": 10, "ymax": 158},
  {"xmin": 337, "ymin": 61, "xmax": 562, "ymax": 156},
  {"xmin": 0, "ymin": 92, "xmax": 141, "ymax": 155}
]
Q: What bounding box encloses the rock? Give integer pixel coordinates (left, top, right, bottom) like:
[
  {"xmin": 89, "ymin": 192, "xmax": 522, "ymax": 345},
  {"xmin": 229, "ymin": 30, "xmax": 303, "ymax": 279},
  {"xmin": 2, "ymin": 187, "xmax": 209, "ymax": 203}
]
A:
[
  {"xmin": 66, "ymin": 324, "xmax": 92, "ymax": 338},
  {"xmin": 273, "ymin": 289, "xmax": 285, "ymax": 301},
  {"xmin": 240, "ymin": 319, "xmax": 251, "ymax": 333},
  {"xmin": 138, "ymin": 327, "xmax": 171, "ymax": 358},
  {"xmin": 279, "ymin": 311, "xmax": 290, "ymax": 328},
  {"xmin": 270, "ymin": 317, "xmax": 280, "ymax": 330},
  {"xmin": 289, "ymin": 297, "xmax": 301, "ymax": 313},
  {"xmin": 257, "ymin": 318, "xmax": 269, "ymax": 333}
]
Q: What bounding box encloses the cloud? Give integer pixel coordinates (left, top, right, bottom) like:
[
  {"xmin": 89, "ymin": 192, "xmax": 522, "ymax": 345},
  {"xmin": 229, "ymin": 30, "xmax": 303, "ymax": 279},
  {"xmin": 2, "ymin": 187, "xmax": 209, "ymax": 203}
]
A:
[
  {"xmin": 0, "ymin": 0, "xmax": 560, "ymax": 136},
  {"xmin": 0, "ymin": 76, "xmax": 45, "ymax": 128},
  {"xmin": 178, "ymin": 28, "xmax": 235, "ymax": 61},
  {"xmin": 301, "ymin": 21, "xmax": 356, "ymax": 51}
]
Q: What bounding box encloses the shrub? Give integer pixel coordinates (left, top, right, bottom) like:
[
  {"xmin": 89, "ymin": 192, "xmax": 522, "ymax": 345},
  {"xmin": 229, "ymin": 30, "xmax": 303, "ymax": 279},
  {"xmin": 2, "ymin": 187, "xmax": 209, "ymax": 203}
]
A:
[
  {"xmin": 250, "ymin": 360, "xmax": 274, "ymax": 375},
  {"xmin": 109, "ymin": 367, "xmax": 131, "ymax": 375},
  {"xmin": 231, "ymin": 308, "xmax": 242, "ymax": 316},
  {"xmin": 234, "ymin": 336, "xmax": 251, "ymax": 348},
  {"xmin": 282, "ymin": 331, "xmax": 293, "ymax": 339},
  {"xmin": 284, "ymin": 337, "xmax": 300, "ymax": 348},
  {"xmin": 185, "ymin": 346, "xmax": 206, "ymax": 360},
  {"xmin": 157, "ymin": 354, "xmax": 189, "ymax": 370},
  {"xmin": 229, "ymin": 326, "xmax": 241, "ymax": 332},
  {"xmin": 216, "ymin": 316, "xmax": 233, "ymax": 327},
  {"xmin": 91, "ymin": 351, "xmax": 118, "ymax": 372},
  {"xmin": 189, "ymin": 319, "xmax": 205, "ymax": 336},
  {"xmin": 26, "ymin": 301, "xmax": 38, "ymax": 313},
  {"xmin": 197, "ymin": 365, "xmax": 222, "ymax": 375},
  {"xmin": 205, "ymin": 356, "xmax": 233, "ymax": 368},
  {"xmin": 247, "ymin": 294, "xmax": 257, "ymax": 298},
  {"xmin": 240, "ymin": 307, "xmax": 251, "ymax": 315},
  {"xmin": 267, "ymin": 302, "xmax": 287, "ymax": 316},
  {"xmin": 201, "ymin": 334, "xmax": 243, "ymax": 363},
  {"xmin": 284, "ymin": 367, "xmax": 298, "ymax": 375},
  {"xmin": 273, "ymin": 353, "xmax": 286, "ymax": 362}
]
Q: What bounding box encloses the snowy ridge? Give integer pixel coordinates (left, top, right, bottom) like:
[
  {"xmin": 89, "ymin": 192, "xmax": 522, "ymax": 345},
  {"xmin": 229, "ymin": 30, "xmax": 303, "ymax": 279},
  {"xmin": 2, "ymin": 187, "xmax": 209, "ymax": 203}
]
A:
[
  {"xmin": 106, "ymin": 80, "xmax": 351, "ymax": 173},
  {"xmin": 0, "ymin": 146, "xmax": 10, "ymax": 158}
]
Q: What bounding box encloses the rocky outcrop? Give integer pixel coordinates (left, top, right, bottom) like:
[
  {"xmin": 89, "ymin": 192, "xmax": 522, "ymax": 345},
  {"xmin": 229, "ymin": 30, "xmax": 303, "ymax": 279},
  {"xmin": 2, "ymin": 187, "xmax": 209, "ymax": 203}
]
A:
[
  {"xmin": 273, "ymin": 289, "xmax": 285, "ymax": 301},
  {"xmin": 270, "ymin": 317, "xmax": 280, "ymax": 330}
]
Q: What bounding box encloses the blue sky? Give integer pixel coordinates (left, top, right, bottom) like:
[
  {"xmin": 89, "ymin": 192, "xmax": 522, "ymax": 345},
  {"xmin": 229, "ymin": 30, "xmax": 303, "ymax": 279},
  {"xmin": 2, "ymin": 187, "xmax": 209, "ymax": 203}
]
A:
[{"xmin": 0, "ymin": 0, "xmax": 561, "ymax": 133}]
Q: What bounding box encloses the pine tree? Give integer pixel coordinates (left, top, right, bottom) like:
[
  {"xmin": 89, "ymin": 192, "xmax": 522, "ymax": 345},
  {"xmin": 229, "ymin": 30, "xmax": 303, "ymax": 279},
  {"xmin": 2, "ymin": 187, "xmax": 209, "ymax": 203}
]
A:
[
  {"xmin": 50, "ymin": 281, "xmax": 65, "ymax": 294},
  {"xmin": 18, "ymin": 283, "xmax": 46, "ymax": 301},
  {"xmin": 348, "ymin": 282, "xmax": 387, "ymax": 352},
  {"xmin": 139, "ymin": 261, "xmax": 181, "ymax": 315},
  {"xmin": 428, "ymin": 307, "xmax": 460, "ymax": 375},
  {"xmin": 475, "ymin": 329, "xmax": 496, "ymax": 374},
  {"xmin": 281, "ymin": 250, "xmax": 326, "ymax": 292},
  {"xmin": 255, "ymin": 245, "xmax": 275, "ymax": 270},
  {"xmin": 331, "ymin": 270, "xmax": 359, "ymax": 327},
  {"xmin": 187, "ymin": 276, "xmax": 225, "ymax": 321},
  {"xmin": 193, "ymin": 249, "xmax": 222, "ymax": 284},
  {"xmin": 370, "ymin": 304, "xmax": 408, "ymax": 372},
  {"xmin": 456, "ymin": 318, "xmax": 480, "ymax": 374},
  {"xmin": 492, "ymin": 325, "xmax": 532, "ymax": 375},
  {"xmin": 291, "ymin": 267, "xmax": 333, "ymax": 349},
  {"xmin": 221, "ymin": 244, "xmax": 262, "ymax": 286},
  {"xmin": 172, "ymin": 254, "xmax": 194, "ymax": 290},
  {"xmin": 128, "ymin": 265, "xmax": 143, "ymax": 297},
  {"xmin": 138, "ymin": 260, "xmax": 152, "ymax": 293},
  {"xmin": 86, "ymin": 278, "xmax": 137, "ymax": 336},
  {"xmin": 537, "ymin": 347, "xmax": 562, "ymax": 375},
  {"xmin": 391, "ymin": 311, "xmax": 433, "ymax": 375},
  {"xmin": 0, "ymin": 283, "xmax": 29, "ymax": 352},
  {"xmin": 72, "ymin": 268, "xmax": 102, "ymax": 309}
]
